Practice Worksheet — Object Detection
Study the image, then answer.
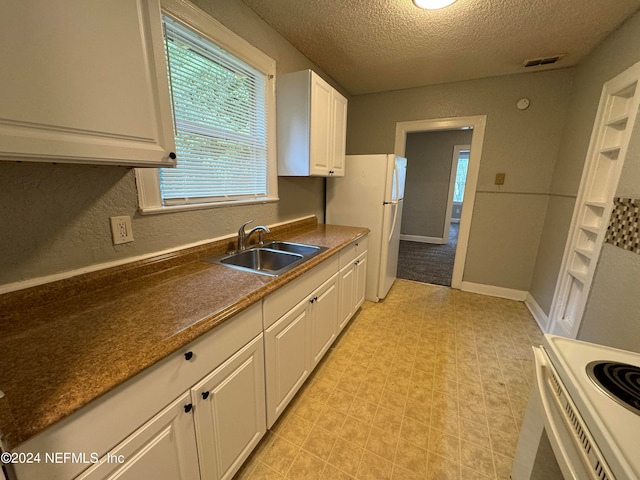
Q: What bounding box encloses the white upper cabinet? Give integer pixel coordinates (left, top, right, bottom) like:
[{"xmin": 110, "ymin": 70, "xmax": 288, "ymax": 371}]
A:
[
  {"xmin": 0, "ymin": 0, "xmax": 176, "ymax": 167},
  {"xmin": 277, "ymin": 70, "xmax": 347, "ymax": 177},
  {"xmin": 330, "ymin": 91, "xmax": 348, "ymax": 176}
]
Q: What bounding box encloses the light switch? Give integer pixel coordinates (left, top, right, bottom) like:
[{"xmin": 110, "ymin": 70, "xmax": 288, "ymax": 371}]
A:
[{"xmin": 495, "ymin": 173, "xmax": 505, "ymax": 185}]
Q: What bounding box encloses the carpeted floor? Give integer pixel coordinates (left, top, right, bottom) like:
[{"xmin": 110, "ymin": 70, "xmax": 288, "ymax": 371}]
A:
[{"xmin": 397, "ymin": 223, "xmax": 459, "ymax": 287}]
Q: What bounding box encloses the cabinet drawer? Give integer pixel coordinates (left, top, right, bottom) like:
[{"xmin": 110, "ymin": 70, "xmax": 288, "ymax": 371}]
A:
[
  {"xmin": 13, "ymin": 302, "xmax": 262, "ymax": 480},
  {"xmin": 339, "ymin": 235, "xmax": 368, "ymax": 269},
  {"xmin": 356, "ymin": 235, "xmax": 369, "ymax": 256},
  {"xmin": 263, "ymin": 254, "xmax": 339, "ymax": 329}
]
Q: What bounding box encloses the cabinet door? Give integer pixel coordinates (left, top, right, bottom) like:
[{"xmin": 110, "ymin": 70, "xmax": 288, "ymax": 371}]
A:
[
  {"xmin": 330, "ymin": 92, "xmax": 348, "ymax": 177},
  {"xmin": 309, "ymin": 74, "xmax": 333, "ymax": 176},
  {"xmin": 75, "ymin": 392, "xmax": 199, "ymax": 480},
  {"xmin": 338, "ymin": 263, "xmax": 356, "ymax": 332},
  {"xmin": 264, "ymin": 299, "xmax": 311, "ymax": 427},
  {"xmin": 0, "ymin": 0, "xmax": 175, "ymax": 167},
  {"xmin": 355, "ymin": 252, "xmax": 368, "ymax": 311},
  {"xmin": 192, "ymin": 334, "xmax": 266, "ymax": 480},
  {"xmin": 311, "ymin": 274, "xmax": 339, "ymax": 367}
]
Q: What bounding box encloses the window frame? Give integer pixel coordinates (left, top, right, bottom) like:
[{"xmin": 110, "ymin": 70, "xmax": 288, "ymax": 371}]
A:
[
  {"xmin": 135, "ymin": 0, "xmax": 278, "ymax": 214},
  {"xmin": 452, "ymin": 148, "xmax": 470, "ymax": 203}
]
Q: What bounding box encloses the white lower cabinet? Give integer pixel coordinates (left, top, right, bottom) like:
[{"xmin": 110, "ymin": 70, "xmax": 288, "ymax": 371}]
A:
[
  {"xmin": 354, "ymin": 251, "xmax": 367, "ymax": 312},
  {"xmin": 263, "ymin": 255, "xmax": 340, "ymax": 427},
  {"xmin": 11, "ymin": 303, "xmax": 264, "ymax": 480},
  {"xmin": 338, "ymin": 262, "xmax": 356, "ymax": 331},
  {"xmin": 75, "ymin": 333, "xmax": 265, "ymax": 480},
  {"xmin": 75, "ymin": 392, "xmax": 200, "ymax": 480},
  {"xmin": 191, "ymin": 334, "xmax": 266, "ymax": 480},
  {"xmin": 338, "ymin": 238, "xmax": 368, "ymax": 332},
  {"xmin": 310, "ymin": 274, "xmax": 339, "ymax": 367},
  {"xmin": 264, "ymin": 298, "xmax": 311, "ymax": 427},
  {"xmin": 11, "ymin": 243, "xmax": 367, "ymax": 480}
]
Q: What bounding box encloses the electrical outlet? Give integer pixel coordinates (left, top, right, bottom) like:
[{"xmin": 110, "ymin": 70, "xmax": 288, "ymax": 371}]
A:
[
  {"xmin": 495, "ymin": 173, "xmax": 506, "ymax": 185},
  {"xmin": 110, "ymin": 216, "xmax": 134, "ymax": 245}
]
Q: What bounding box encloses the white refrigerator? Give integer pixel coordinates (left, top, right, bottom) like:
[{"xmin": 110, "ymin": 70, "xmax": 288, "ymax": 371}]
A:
[{"xmin": 326, "ymin": 154, "xmax": 407, "ymax": 302}]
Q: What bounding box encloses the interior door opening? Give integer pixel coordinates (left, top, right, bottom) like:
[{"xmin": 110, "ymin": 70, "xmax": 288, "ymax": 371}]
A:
[{"xmin": 393, "ymin": 116, "xmax": 486, "ymax": 289}]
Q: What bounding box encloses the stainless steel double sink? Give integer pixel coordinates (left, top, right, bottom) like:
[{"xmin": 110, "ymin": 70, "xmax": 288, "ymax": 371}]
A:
[{"xmin": 204, "ymin": 241, "xmax": 328, "ymax": 276}]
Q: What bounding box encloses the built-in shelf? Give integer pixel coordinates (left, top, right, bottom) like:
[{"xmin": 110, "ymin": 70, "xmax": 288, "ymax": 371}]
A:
[
  {"xmin": 574, "ymin": 247, "xmax": 593, "ymax": 259},
  {"xmin": 600, "ymin": 145, "xmax": 621, "ymax": 158},
  {"xmin": 551, "ymin": 63, "xmax": 640, "ymax": 339},
  {"xmin": 615, "ymin": 83, "xmax": 637, "ymax": 98},
  {"xmin": 585, "ymin": 201, "xmax": 607, "ymax": 209},
  {"xmin": 568, "ymin": 269, "xmax": 587, "ymax": 284},
  {"xmin": 606, "ymin": 114, "xmax": 629, "ymax": 128},
  {"xmin": 580, "ymin": 224, "xmax": 600, "ymax": 235}
]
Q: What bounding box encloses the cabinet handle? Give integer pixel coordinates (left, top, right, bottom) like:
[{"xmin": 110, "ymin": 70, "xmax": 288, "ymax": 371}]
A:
[
  {"xmin": 202, "ymin": 391, "xmax": 210, "ymax": 400},
  {"xmin": 184, "ymin": 351, "xmax": 193, "ymax": 361},
  {"xmin": 184, "ymin": 403, "xmax": 193, "ymax": 413},
  {"xmin": 169, "ymin": 152, "xmax": 177, "ymax": 160},
  {"xmin": 310, "ymin": 298, "xmax": 315, "ymax": 304}
]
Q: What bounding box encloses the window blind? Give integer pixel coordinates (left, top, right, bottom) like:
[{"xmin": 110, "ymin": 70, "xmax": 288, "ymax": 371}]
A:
[{"xmin": 160, "ymin": 16, "xmax": 269, "ymax": 205}]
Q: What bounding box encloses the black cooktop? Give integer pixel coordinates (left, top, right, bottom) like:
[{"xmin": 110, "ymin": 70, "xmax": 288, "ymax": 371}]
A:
[{"xmin": 587, "ymin": 361, "xmax": 640, "ymax": 415}]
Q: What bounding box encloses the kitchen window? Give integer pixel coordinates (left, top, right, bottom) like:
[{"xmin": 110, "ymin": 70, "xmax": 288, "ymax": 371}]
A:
[{"xmin": 135, "ymin": 1, "xmax": 277, "ymax": 213}]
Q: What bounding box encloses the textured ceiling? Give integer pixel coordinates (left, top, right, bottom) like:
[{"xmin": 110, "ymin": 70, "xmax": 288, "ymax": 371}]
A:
[{"xmin": 241, "ymin": 0, "xmax": 640, "ymax": 95}]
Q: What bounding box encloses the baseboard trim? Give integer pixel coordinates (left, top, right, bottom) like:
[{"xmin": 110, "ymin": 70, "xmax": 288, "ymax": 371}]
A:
[
  {"xmin": 524, "ymin": 293, "xmax": 550, "ymax": 332},
  {"xmin": 459, "ymin": 281, "xmax": 528, "ymax": 301},
  {"xmin": 400, "ymin": 234, "xmax": 446, "ymax": 244}
]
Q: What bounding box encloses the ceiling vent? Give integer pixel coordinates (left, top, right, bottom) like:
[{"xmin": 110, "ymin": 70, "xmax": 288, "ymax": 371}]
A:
[{"xmin": 522, "ymin": 55, "xmax": 565, "ymax": 68}]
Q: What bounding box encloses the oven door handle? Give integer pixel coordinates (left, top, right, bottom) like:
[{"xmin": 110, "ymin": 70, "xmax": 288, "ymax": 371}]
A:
[{"xmin": 533, "ymin": 346, "xmax": 583, "ymax": 480}]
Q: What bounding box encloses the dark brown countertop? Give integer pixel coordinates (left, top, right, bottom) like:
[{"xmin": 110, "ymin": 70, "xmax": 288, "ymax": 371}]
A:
[{"xmin": 0, "ymin": 218, "xmax": 368, "ymax": 449}]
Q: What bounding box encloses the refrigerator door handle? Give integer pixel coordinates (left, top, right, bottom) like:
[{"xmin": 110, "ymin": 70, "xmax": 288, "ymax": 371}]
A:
[
  {"xmin": 394, "ymin": 162, "xmax": 400, "ymax": 201},
  {"xmin": 388, "ymin": 202, "xmax": 398, "ymax": 242}
]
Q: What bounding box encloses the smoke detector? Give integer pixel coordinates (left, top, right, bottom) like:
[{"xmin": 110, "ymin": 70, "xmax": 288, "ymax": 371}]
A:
[{"xmin": 522, "ymin": 55, "xmax": 565, "ymax": 68}]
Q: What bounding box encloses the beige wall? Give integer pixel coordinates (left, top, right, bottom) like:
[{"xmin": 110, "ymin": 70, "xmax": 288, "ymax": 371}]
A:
[
  {"xmin": 348, "ymin": 69, "xmax": 574, "ymax": 290},
  {"xmin": 402, "ymin": 130, "xmax": 472, "ymax": 239},
  {"xmin": 0, "ymin": 0, "xmax": 332, "ymax": 287},
  {"xmin": 529, "ymin": 9, "xmax": 640, "ymax": 318}
]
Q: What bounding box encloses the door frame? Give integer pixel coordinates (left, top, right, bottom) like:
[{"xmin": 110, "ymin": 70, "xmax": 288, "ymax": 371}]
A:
[{"xmin": 394, "ymin": 115, "xmax": 486, "ymax": 289}]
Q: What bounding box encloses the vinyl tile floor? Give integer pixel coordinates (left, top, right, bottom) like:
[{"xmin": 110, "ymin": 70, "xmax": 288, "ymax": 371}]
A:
[{"xmin": 234, "ymin": 279, "xmax": 543, "ymax": 480}]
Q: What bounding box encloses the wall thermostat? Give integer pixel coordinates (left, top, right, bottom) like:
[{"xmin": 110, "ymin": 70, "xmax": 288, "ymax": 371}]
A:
[{"xmin": 517, "ymin": 98, "xmax": 530, "ymax": 110}]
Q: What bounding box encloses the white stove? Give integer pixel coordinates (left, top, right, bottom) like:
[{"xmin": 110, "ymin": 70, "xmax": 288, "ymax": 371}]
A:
[{"xmin": 513, "ymin": 334, "xmax": 640, "ymax": 480}]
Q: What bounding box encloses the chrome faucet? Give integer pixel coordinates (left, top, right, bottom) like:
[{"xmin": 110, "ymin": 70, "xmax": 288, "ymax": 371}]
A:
[{"xmin": 237, "ymin": 220, "xmax": 271, "ymax": 250}]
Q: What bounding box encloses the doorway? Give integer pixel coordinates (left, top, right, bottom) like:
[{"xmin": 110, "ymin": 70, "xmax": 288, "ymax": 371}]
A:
[{"xmin": 393, "ymin": 116, "xmax": 486, "ymax": 289}]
